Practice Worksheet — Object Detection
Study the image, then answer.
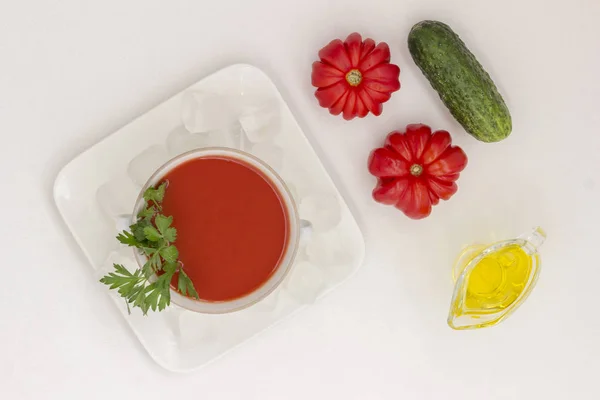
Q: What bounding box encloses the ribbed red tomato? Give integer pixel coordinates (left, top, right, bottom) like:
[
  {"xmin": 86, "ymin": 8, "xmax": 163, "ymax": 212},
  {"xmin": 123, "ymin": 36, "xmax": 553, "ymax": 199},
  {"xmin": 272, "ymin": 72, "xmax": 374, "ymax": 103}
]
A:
[
  {"xmin": 368, "ymin": 124, "xmax": 468, "ymax": 219},
  {"xmin": 311, "ymin": 32, "xmax": 400, "ymax": 120}
]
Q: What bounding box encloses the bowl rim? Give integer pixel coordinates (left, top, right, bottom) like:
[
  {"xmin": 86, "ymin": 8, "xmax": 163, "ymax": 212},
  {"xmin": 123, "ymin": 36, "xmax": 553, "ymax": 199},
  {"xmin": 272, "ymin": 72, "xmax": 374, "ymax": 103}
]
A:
[{"xmin": 132, "ymin": 147, "xmax": 300, "ymax": 314}]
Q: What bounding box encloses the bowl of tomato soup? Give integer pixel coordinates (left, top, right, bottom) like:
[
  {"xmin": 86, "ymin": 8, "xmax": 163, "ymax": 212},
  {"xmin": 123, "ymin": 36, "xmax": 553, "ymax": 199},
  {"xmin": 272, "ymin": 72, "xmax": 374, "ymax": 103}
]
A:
[{"xmin": 132, "ymin": 148, "xmax": 300, "ymax": 313}]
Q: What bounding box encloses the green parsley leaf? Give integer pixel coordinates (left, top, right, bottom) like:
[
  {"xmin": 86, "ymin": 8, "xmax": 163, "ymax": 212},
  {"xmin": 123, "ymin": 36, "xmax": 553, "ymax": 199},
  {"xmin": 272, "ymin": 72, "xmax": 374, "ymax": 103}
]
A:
[
  {"xmin": 131, "ymin": 219, "xmax": 150, "ymax": 242},
  {"xmin": 163, "ymin": 261, "xmax": 178, "ymax": 274},
  {"xmin": 138, "ymin": 206, "xmax": 157, "ymax": 219},
  {"xmin": 143, "ymin": 187, "xmax": 157, "ymax": 203},
  {"xmin": 159, "ymin": 245, "xmax": 178, "ymax": 263},
  {"xmin": 163, "ymin": 227, "xmax": 177, "ymax": 242},
  {"xmin": 178, "ymin": 268, "xmax": 199, "ymax": 299},
  {"xmin": 100, "ymin": 264, "xmax": 137, "ymax": 288},
  {"xmin": 141, "ymin": 259, "xmax": 155, "ymax": 279},
  {"xmin": 143, "ymin": 226, "xmax": 162, "ymax": 242},
  {"xmin": 142, "ymin": 247, "xmax": 156, "ymax": 256},
  {"xmin": 143, "ymin": 182, "xmax": 167, "ymax": 203},
  {"xmin": 158, "ymin": 290, "xmax": 170, "ymax": 311},
  {"xmin": 133, "ymin": 287, "xmax": 147, "ymax": 308},
  {"xmin": 145, "ymin": 286, "xmax": 161, "ymax": 312},
  {"xmin": 149, "ymin": 251, "xmax": 163, "ymax": 271},
  {"xmin": 124, "ymin": 280, "xmax": 145, "ymax": 301},
  {"xmin": 116, "ymin": 231, "xmax": 140, "ymax": 247},
  {"xmin": 155, "ymin": 182, "xmax": 167, "ymax": 201},
  {"xmin": 155, "ymin": 214, "xmax": 172, "ymax": 235}
]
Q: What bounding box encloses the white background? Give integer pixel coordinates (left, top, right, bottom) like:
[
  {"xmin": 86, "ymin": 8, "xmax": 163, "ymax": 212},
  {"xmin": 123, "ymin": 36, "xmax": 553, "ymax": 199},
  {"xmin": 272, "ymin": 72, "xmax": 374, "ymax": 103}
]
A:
[{"xmin": 1, "ymin": 0, "xmax": 599, "ymax": 399}]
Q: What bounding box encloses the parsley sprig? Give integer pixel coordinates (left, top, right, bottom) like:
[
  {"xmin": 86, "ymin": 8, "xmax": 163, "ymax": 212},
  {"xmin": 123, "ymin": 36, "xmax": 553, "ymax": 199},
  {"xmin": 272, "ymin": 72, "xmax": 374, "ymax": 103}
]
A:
[{"xmin": 100, "ymin": 182, "xmax": 199, "ymax": 315}]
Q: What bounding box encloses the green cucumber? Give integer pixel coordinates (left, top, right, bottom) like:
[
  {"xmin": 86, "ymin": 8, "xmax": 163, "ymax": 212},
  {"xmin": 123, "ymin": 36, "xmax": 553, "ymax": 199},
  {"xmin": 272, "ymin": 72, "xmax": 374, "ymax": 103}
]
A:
[{"xmin": 408, "ymin": 20, "xmax": 512, "ymax": 143}]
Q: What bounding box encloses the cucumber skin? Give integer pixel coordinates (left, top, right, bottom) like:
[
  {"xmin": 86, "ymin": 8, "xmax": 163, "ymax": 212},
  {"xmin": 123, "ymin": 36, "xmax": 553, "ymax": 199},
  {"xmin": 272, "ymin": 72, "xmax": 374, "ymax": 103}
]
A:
[{"xmin": 408, "ymin": 21, "xmax": 512, "ymax": 143}]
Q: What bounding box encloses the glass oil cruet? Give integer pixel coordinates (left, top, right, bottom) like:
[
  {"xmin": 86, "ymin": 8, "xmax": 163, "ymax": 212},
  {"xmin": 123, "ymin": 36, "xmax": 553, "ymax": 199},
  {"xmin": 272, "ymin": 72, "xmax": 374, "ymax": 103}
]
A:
[{"xmin": 448, "ymin": 227, "xmax": 546, "ymax": 330}]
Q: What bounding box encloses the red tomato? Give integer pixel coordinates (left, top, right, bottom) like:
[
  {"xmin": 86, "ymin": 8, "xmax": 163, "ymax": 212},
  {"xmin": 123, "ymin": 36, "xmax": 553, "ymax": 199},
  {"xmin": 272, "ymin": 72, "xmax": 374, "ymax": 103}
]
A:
[
  {"xmin": 368, "ymin": 124, "xmax": 468, "ymax": 219},
  {"xmin": 311, "ymin": 32, "xmax": 400, "ymax": 120}
]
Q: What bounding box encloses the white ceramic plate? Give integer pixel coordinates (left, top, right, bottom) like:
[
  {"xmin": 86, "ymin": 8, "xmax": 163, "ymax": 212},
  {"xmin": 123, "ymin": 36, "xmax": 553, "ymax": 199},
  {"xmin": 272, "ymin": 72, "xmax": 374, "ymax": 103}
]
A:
[{"xmin": 54, "ymin": 64, "xmax": 365, "ymax": 372}]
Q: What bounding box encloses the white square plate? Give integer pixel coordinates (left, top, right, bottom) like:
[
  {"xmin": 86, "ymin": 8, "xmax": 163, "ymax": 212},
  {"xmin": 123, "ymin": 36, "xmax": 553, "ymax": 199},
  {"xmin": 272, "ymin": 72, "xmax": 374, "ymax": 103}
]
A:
[{"xmin": 54, "ymin": 64, "xmax": 365, "ymax": 372}]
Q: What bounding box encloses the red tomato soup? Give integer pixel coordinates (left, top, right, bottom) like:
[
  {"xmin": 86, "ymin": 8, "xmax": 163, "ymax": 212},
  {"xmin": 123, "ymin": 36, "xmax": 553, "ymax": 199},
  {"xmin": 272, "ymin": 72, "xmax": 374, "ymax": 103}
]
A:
[{"xmin": 160, "ymin": 156, "xmax": 289, "ymax": 302}]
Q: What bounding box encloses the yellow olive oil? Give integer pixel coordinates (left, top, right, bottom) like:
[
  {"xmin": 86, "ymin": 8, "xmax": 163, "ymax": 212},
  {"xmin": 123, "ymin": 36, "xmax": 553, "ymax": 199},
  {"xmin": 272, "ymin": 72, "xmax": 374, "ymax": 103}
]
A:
[
  {"xmin": 448, "ymin": 227, "xmax": 545, "ymax": 330},
  {"xmin": 464, "ymin": 244, "xmax": 532, "ymax": 312}
]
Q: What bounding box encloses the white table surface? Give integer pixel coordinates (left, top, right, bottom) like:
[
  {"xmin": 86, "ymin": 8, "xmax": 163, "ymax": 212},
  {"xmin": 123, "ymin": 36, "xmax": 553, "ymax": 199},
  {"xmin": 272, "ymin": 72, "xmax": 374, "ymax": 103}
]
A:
[{"xmin": 2, "ymin": 1, "xmax": 599, "ymax": 399}]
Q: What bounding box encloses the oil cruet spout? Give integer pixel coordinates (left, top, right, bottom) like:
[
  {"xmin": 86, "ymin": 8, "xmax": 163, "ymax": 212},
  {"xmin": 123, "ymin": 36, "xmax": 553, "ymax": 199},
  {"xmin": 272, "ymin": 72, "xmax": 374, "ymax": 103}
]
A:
[{"xmin": 519, "ymin": 226, "xmax": 546, "ymax": 254}]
